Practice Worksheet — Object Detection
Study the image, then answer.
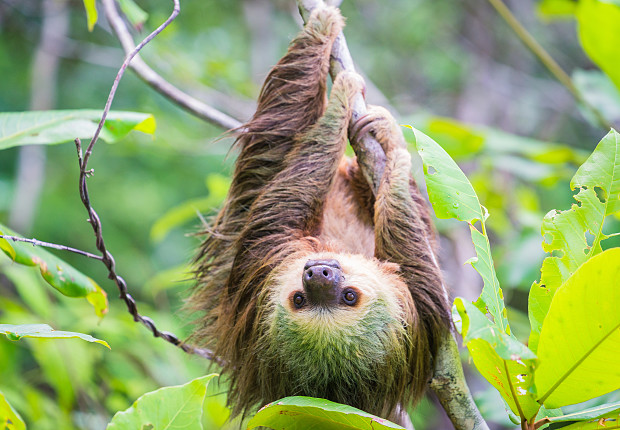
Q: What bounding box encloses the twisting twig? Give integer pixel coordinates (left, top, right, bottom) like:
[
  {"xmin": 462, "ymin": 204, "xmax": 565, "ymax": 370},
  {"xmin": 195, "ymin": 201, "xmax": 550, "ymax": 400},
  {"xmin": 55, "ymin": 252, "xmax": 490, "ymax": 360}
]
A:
[
  {"xmin": 101, "ymin": 0, "xmax": 242, "ymax": 131},
  {"xmin": 0, "ymin": 235, "xmax": 103, "ymax": 261},
  {"xmin": 75, "ymin": 0, "xmax": 221, "ymax": 364}
]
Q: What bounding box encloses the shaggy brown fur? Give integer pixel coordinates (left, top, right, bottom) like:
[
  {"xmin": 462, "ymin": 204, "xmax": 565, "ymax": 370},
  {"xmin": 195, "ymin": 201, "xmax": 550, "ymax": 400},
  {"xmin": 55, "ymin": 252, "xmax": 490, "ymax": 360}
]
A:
[{"xmin": 191, "ymin": 6, "xmax": 450, "ymax": 421}]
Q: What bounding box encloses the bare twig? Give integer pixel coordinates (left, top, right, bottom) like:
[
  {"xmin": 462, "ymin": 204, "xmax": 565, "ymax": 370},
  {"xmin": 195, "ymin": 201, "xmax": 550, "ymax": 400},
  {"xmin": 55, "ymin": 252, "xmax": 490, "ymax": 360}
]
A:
[
  {"xmin": 486, "ymin": 0, "xmax": 611, "ymax": 130},
  {"xmin": 101, "ymin": 0, "xmax": 242, "ymax": 131},
  {"xmin": 0, "ymin": 235, "xmax": 103, "ymax": 261},
  {"xmin": 75, "ymin": 0, "xmax": 221, "ymax": 364}
]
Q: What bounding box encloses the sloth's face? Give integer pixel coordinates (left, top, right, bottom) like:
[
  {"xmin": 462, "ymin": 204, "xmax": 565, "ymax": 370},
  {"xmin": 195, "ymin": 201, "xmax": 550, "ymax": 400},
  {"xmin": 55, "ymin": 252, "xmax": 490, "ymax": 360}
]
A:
[
  {"xmin": 271, "ymin": 252, "xmax": 410, "ymax": 323},
  {"xmin": 266, "ymin": 252, "xmax": 412, "ymax": 346},
  {"xmin": 261, "ymin": 252, "xmax": 413, "ymax": 395}
]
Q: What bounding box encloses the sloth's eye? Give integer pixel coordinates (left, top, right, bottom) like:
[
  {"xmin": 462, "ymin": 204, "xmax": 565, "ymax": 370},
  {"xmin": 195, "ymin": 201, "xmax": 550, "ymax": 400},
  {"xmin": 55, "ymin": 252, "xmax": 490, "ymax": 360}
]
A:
[
  {"xmin": 342, "ymin": 289, "xmax": 357, "ymax": 306},
  {"xmin": 293, "ymin": 292, "xmax": 305, "ymax": 308}
]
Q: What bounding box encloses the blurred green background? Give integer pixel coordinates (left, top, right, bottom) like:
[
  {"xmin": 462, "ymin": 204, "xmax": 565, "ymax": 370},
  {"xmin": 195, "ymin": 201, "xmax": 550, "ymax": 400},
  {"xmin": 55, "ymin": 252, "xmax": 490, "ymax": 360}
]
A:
[{"xmin": 1, "ymin": 0, "xmax": 619, "ymax": 428}]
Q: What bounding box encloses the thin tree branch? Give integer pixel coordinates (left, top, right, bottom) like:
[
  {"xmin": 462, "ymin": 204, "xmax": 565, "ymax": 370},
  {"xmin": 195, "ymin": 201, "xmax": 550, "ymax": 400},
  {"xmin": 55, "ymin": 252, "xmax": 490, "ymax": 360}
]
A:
[
  {"xmin": 101, "ymin": 0, "xmax": 242, "ymax": 131},
  {"xmin": 74, "ymin": 0, "xmax": 221, "ymax": 364},
  {"xmin": 0, "ymin": 235, "xmax": 103, "ymax": 261},
  {"xmin": 486, "ymin": 0, "xmax": 611, "ymax": 130}
]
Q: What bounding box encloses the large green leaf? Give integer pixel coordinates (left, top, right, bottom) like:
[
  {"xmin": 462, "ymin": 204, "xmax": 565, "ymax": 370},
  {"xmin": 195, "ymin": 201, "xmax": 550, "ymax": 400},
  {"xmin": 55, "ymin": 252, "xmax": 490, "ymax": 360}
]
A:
[
  {"xmin": 537, "ymin": 0, "xmax": 577, "ymax": 19},
  {"xmin": 0, "ymin": 324, "xmax": 109, "ymax": 349},
  {"xmin": 0, "ymin": 224, "xmax": 108, "ymax": 317},
  {"xmin": 529, "ymin": 129, "xmax": 620, "ymax": 352},
  {"xmin": 0, "ymin": 391, "xmax": 25, "ymax": 430},
  {"xmin": 408, "ymin": 125, "xmax": 510, "ymax": 334},
  {"xmin": 577, "ymin": 0, "xmax": 620, "ymax": 91},
  {"xmin": 0, "ymin": 110, "xmax": 156, "ymax": 150},
  {"xmin": 535, "ymin": 248, "xmax": 620, "ymax": 408},
  {"xmin": 106, "ymin": 375, "xmax": 217, "ymax": 429},
  {"xmin": 247, "ymin": 396, "xmax": 404, "ymax": 430},
  {"xmin": 453, "ymin": 298, "xmax": 539, "ymax": 420}
]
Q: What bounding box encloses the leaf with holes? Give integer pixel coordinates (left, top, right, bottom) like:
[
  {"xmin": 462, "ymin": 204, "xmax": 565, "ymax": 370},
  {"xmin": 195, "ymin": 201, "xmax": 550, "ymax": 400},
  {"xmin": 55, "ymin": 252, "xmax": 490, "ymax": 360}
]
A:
[
  {"xmin": 0, "ymin": 223, "xmax": 108, "ymax": 317},
  {"xmin": 535, "ymin": 248, "xmax": 620, "ymax": 408},
  {"xmin": 106, "ymin": 375, "xmax": 217, "ymax": 429},
  {"xmin": 0, "ymin": 391, "xmax": 25, "ymax": 430},
  {"xmin": 0, "ymin": 324, "xmax": 109, "ymax": 348},
  {"xmin": 247, "ymin": 396, "xmax": 404, "ymax": 430},
  {"xmin": 0, "ymin": 110, "xmax": 156, "ymax": 150},
  {"xmin": 453, "ymin": 298, "xmax": 539, "ymax": 421},
  {"xmin": 408, "ymin": 125, "xmax": 509, "ymax": 334},
  {"xmin": 528, "ymin": 129, "xmax": 620, "ymax": 352}
]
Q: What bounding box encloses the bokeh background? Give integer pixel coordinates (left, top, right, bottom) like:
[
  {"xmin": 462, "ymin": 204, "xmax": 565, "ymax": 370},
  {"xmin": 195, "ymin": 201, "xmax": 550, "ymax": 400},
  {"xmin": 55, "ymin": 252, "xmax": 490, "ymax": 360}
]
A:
[{"xmin": 1, "ymin": 0, "xmax": 619, "ymax": 428}]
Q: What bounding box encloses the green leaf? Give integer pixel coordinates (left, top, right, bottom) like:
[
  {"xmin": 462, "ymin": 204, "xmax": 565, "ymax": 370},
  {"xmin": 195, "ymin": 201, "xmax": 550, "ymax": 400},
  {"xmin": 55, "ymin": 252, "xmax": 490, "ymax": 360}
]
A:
[
  {"xmin": 0, "ymin": 391, "xmax": 25, "ymax": 430},
  {"xmin": 576, "ymin": 0, "xmax": 620, "ymax": 91},
  {"xmin": 117, "ymin": 0, "xmax": 148, "ymax": 27},
  {"xmin": 535, "ymin": 248, "xmax": 620, "ymax": 408},
  {"xmin": 408, "ymin": 125, "xmax": 510, "ymax": 334},
  {"xmin": 0, "ymin": 324, "xmax": 109, "ymax": 348},
  {"xmin": 528, "ymin": 129, "xmax": 620, "ymax": 352},
  {"xmin": 82, "ymin": 0, "xmax": 97, "ymax": 31},
  {"xmin": 573, "ymin": 70, "xmax": 620, "ymax": 126},
  {"xmin": 537, "ymin": 0, "xmax": 577, "ymax": 19},
  {"xmin": 0, "ymin": 110, "xmax": 156, "ymax": 151},
  {"xmin": 453, "ymin": 298, "xmax": 539, "ymax": 420},
  {"xmin": 0, "ymin": 224, "xmax": 108, "ymax": 318},
  {"xmin": 106, "ymin": 375, "xmax": 217, "ymax": 429},
  {"xmin": 150, "ymin": 173, "xmax": 230, "ymax": 242},
  {"xmin": 247, "ymin": 396, "xmax": 404, "ymax": 430},
  {"xmin": 558, "ymin": 413, "xmax": 620, "ymax": 429},
  {"xmin": 550, "ymin": 400, "xmax": 620, "ymax": 423}
]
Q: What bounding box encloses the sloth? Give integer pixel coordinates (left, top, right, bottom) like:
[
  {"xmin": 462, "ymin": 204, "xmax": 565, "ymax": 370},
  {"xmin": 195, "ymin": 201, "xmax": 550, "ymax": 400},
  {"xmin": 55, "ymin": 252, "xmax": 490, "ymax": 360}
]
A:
[{"xmin": 191, "ymin": 6, "xmax": 451, "ymax": 423}]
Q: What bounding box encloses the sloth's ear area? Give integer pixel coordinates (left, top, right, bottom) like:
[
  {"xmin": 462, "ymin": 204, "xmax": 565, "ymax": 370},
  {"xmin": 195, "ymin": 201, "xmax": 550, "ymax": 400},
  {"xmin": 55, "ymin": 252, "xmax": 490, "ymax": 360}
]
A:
[{"xmin": 380, "ymin": 261, "xmax": 401, "ymax": 275}]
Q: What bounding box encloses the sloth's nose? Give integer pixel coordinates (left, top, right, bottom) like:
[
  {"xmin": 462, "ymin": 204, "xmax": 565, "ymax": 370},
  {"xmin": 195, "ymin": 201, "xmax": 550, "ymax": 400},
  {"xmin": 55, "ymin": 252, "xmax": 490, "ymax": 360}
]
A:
[{"xmin": 302, "ymin": 259, "xmax": 342, "ymax": 306}]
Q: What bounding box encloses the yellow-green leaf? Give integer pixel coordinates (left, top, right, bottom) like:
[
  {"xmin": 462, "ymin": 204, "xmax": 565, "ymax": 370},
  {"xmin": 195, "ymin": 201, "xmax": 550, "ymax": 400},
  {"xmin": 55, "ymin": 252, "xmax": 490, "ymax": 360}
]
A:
[
  {"xmin": 0, "ymin": 391, "xmax": 25, "ymax": 430},
  {"xmin": 0, "ymin": 224, "xmax": 108, "ymax": 318},
  {"xmin": 82, "ymin": 0, "xmax": 98, "ymax": 31},
  {"xmin": 535, "ymin": 248, "xmax": 620, "ymax": 408}
]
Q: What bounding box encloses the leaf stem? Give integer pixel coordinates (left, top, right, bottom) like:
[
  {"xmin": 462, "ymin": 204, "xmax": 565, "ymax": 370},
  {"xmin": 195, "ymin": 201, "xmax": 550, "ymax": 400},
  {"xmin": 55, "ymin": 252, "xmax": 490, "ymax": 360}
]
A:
[{"xmin": 486, "ymin": 0, "xmax": 611, "ymax": 130}]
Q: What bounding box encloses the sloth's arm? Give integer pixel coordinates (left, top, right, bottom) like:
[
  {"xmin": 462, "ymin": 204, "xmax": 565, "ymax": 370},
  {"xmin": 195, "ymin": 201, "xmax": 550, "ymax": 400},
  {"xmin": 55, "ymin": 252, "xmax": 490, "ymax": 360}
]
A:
[
  {"xmin": 352, "ymin": 107, "xmax": 451, "ymax": 341},
  {"xmin": 223, "ymin": 7, "xmax": 343, "ymax": 221}
]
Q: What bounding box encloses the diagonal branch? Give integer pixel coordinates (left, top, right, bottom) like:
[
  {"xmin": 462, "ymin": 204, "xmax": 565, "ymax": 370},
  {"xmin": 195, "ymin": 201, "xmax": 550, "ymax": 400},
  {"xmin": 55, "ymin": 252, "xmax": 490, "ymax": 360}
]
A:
[{"xmin": 101, "ymin": 0, "xmax": 242, "ymax": 131}]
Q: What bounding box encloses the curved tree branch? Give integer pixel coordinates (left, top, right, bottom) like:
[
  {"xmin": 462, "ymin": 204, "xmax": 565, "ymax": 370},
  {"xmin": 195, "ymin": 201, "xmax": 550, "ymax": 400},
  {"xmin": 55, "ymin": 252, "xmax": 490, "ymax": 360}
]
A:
[{"xmin": 101, "ymin": 0, "xmax": 242, "ymax": 131}]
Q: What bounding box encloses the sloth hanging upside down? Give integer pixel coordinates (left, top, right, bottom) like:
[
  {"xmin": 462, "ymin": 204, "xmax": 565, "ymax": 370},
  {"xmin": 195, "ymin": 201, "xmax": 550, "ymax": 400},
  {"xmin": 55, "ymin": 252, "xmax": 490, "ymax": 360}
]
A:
[{"xmin": 191, "ymin": 6, "xmax": 451, "ymax": 424}]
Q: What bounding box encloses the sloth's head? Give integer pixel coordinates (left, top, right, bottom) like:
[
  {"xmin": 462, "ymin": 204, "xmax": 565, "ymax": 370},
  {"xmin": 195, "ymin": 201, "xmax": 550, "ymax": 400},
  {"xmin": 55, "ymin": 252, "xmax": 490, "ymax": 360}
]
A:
[{"xmin": 258, "ymin": 252, "xmax": 418, "ymax": 417}]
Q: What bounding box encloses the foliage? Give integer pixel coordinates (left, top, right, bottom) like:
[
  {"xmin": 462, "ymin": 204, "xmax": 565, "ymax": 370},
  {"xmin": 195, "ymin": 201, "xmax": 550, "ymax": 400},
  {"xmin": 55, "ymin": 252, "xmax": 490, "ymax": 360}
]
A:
[
  {"xmin": 0, "ymin": 324, "xmax": 109, "ymax": 348},
  {"xmin": 2, "ymin": 0, "xmax": 620, "ymax": 429},
  {"xmin": 247, "ymin": 397, "xmax": 405, "ymax": 430},
  {"xmin": 0, "ymin": 110, "xmax": 155, "ymax": 150},
  {"xmin": 411, "ymin": 126, "xmax": 620, "ymax": 428}
]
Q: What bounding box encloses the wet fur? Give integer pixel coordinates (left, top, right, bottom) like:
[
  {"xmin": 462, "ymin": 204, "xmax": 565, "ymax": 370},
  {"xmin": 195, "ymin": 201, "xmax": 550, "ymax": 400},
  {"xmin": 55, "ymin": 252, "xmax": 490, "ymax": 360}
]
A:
[{"xmin": 191, "ymin": 7, "xmax": 450, "ymax": 420}]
